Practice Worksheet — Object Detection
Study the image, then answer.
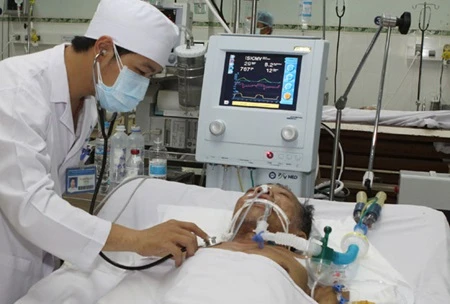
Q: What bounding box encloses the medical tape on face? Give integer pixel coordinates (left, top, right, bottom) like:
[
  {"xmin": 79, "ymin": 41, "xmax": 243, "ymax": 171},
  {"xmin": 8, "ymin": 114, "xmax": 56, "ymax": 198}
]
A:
[{"xmin": 246, "ymin": 184, "xmax": 270, "ymax": 198}]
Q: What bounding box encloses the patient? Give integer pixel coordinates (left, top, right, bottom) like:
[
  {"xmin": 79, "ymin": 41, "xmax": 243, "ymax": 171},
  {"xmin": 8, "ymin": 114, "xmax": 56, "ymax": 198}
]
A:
[
  {"xmin": 215, "ymin": 184, "xmax": 313, "ymax": 289},
  {"xmin": 155, "ymin": 184, "xmax": 341, "ymax": 304},
  {"xmin": 209, "ymin": 184, "xmax": 338, "ymax": 303}
]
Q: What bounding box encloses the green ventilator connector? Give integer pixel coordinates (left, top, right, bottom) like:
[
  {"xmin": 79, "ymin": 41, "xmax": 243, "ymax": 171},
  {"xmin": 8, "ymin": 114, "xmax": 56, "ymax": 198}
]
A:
[{"xmin": 312, "ymin": 226, "xmax": 335, "ymax": 265}]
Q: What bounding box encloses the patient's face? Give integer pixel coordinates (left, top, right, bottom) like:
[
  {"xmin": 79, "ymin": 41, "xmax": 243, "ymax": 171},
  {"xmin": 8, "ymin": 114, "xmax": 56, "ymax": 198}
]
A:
[{"xmin": 233, "ymin": 184, "xmax": 303, "ymax": 236}]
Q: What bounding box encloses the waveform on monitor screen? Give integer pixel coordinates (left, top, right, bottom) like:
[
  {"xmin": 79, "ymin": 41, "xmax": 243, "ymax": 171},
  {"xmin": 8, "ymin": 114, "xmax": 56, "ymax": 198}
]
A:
[
  {"xmin": 233, "ymin": 91, "xmax": 280, "ymax": 101},
  {"xmin": 236, "ymin": 83, "xmax": 281, "ymax": 90},
  {"xmin": 236, "ymin": 77, "xmax": 281, "ymax": 84}
]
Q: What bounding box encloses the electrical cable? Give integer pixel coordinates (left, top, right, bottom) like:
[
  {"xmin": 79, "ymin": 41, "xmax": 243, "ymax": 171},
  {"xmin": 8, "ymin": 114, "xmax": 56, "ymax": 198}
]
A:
[
  {"xmin": 320, "ymin": 123, "xmax": 344, "ymax": 181},
  {"xmin": 439, "ymin": 60, "xmax": 445, "ymax": 104},
  {"xmin": 236, "ymin": 166, "xmax": 244, "ymax": 192},
  {"xmin": 382, "ymin": 52, "xmax": 419, "ymax": 110},
  {"xmin": 199, "ymin": 162, "xmax": 207, "ymax": 187},
  {"xmin": 221, "ymin": 165, "xmax": 229, "ymax": 190},
  {"xmin": 204, "ymin": 0, "xmax": 232, "ymax": 33},
  {"xmin": 316, "ymin": 124, "xmax": 347, "ymax": 200},
  {"xmin": 210, "ymin": 0, "xmax": 227, "ymax": 25},
  {"xmin": 250, "ymin": 169, "xmax": 255, "ymax": 187}
]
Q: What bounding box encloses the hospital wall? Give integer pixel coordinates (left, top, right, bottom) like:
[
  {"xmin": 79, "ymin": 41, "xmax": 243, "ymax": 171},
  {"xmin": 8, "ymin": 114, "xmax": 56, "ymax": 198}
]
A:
[{"xmin": 0, "ymin": 0, "xmax": 449, "ymax": 111}]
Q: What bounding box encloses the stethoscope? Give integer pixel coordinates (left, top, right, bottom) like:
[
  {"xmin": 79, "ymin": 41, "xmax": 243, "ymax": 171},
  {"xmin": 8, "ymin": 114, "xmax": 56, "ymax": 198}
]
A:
[
  {"xmin": 88, "ymin": 52, "xmax": 170, "ymax": 270},
  {"xmin": 89, "ymin": 51, "xmax": 117, "ymax": 215}
]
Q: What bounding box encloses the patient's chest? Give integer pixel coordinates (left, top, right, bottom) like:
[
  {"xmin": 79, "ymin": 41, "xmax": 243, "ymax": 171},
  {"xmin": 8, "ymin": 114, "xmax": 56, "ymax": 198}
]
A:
[
  {"xmin": 159, "ymin": 247, "xmax": 315, "ymax": 304},
  {"xmin": 212, "ymin": 241, "xmax": 308, "ymax": 291}
]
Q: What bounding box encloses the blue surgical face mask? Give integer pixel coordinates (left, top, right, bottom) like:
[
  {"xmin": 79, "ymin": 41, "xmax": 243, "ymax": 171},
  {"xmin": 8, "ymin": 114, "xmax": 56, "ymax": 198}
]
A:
[{"xmin": 94, "ymin": 44, "xmax": 150, "ymax": 113}]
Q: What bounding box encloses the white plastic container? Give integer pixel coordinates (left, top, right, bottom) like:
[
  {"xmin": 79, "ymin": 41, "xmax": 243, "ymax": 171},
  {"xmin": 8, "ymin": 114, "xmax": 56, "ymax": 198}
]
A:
[{"xmin": 148, "ymin": 137, "xmax": 168, "ymax": 180}]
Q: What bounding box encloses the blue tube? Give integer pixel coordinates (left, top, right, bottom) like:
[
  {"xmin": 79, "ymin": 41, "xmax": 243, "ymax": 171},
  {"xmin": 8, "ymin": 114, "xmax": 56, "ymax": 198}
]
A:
[{"xmin": 333, "ymin": 244, "xmax": 359, "ymax": 265}]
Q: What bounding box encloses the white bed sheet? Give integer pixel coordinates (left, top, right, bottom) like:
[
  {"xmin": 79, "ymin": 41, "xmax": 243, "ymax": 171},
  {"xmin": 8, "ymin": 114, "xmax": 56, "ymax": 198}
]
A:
[
  {"xmin": 322, "ymin": 106, "xmax": 450, "ymax": 129},
  {"xmin": 17, "ymin": 179, "xmax": 450, "ymax": 304}
]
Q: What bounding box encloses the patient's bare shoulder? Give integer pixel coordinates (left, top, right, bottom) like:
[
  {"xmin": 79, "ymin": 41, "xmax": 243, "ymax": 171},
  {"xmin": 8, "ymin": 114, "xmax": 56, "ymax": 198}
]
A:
[{"xmin": 211, "ymin": 241, "xmax": 308, "ymax": 291}]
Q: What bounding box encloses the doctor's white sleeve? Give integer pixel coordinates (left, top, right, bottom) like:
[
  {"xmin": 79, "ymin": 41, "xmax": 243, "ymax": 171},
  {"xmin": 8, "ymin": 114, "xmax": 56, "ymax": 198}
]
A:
[{"xmin": 0, "ymin": 88, "xmax": 111, "ymax": 271}]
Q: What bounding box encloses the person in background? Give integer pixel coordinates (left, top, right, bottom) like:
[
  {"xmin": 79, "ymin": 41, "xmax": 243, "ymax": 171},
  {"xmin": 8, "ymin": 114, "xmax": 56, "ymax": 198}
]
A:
[{"xmin": 257, "ymin": 11, "xmax": 274, "ymax": 35}]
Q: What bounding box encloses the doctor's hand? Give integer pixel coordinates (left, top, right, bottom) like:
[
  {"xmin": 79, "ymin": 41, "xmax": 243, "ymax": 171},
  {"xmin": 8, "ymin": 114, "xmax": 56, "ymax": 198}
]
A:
[
  {"xmin": 135, "ymin": 220, "xmax": 209, "ymax": 267},
  {"xmin": 103, "ymin": 222, "xmax": 208, "ymax": 267}
]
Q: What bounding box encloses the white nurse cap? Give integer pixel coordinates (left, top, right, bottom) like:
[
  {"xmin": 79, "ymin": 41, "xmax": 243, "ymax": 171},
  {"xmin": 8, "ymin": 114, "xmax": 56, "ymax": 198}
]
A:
[{"xmin": 85, "ymin": 0, "xmax": 179, "ymax": 67}]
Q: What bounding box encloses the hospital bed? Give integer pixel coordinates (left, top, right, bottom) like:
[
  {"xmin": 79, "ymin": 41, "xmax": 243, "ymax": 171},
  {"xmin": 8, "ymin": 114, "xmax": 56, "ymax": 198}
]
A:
[
  {"xmin": 322, "ymin": 106, "xmax": 450, "ymax": 129},
  {"xmin": 319, "ymin": 106, "xmax": 450, "ymax": 204},
  {"xmin": 17, "ymin": 179, "xmax": 450, "ymax": 303}
]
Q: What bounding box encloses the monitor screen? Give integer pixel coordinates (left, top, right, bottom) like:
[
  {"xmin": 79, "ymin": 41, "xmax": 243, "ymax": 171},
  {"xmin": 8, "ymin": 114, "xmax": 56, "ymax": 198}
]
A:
[{"xmin": 219, "ymin": 52, "xmax": 302, "ymax": 111}]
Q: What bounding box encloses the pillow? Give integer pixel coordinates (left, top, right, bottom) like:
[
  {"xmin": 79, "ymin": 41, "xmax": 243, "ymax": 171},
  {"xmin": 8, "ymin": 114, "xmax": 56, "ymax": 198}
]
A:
[{"xmin": 157, "ymin": 204, "xmax": 233, "ymax": 242}]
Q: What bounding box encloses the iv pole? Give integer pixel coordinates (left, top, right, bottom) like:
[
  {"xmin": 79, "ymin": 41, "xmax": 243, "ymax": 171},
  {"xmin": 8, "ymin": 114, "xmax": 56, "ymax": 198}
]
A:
[
  {"xmin": 249, "ymin": 0, "xmax": 258, "ymax": 34},
  {"xmin": 329, "ymin": 13, "xmax": 411, "ymax": 200},
  {"xmin": 232, "ymin": 0, "xmax": 241, "ymax": 33},
  {"xmin": 412, "ymin": 2, "xmax": 439, "ymax": 111},
  {"xmin": 233, "ymin": 0, "xmax": 257, "ymax": 34},
  {"xmin": 322, "ymin": 0, "xmax": 326, "ymax": 39}
]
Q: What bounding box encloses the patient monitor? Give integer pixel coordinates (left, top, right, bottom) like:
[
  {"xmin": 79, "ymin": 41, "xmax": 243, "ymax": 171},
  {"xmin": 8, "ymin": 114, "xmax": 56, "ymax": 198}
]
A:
[{"xmin": 196, "ymin": 35, "xmax": 329, "ymax": 197}]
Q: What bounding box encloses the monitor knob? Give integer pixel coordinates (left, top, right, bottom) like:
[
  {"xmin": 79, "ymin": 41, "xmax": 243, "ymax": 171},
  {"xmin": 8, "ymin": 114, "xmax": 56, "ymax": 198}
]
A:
[
  {"xmin": 281, "ymin": 125, "xmax": 298, "ymax": 142},
  {"xmin": 209, "ymin": 120, "xmax": 226, "ymax": 136}
]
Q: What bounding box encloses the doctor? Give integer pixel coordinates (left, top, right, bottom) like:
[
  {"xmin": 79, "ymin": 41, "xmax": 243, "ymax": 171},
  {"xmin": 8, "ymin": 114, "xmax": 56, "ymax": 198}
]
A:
[{"xmin": 0, "ymin": 0, "xmax": 208, "ymax": 302}]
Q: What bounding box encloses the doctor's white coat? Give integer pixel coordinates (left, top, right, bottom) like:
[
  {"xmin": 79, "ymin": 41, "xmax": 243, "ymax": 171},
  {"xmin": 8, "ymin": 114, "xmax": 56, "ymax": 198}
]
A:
[{"xmin": 0, "ymin": 44, "xmax": 112, "ymax": 303}]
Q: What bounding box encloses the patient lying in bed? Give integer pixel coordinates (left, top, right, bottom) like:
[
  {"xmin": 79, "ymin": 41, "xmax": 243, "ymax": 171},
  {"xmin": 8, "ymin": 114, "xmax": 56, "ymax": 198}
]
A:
[
  {"xmin": 98, "ymin": 184, "xmax": 341, "ymax": 304},
  {"xmin": 211, "ymin": 184, "xmax": 315, "ymax": 290},
  {"xmin": 19, "ymin": 179, "xmax": 424, "ymax": 304}
]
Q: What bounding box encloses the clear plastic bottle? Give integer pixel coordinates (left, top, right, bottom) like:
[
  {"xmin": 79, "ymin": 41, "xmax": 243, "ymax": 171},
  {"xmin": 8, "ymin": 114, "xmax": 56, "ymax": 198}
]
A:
[
  {"xmin": 299, "ymin": 0, "xmax": 312, "ymax": 30},
  {"xmin": 95, "ymin": 121, "xmax": 110, "ymax": 194},
  {"xmin": 148, "ymin": 137, "xmax": 168, "ymax": 180},
  {"xmin": 127, "ymin": 125, "xmax": 145, "ymax": 160},
  {"xmin": 126, "ymin": 148, "xmax": 144, "ymax": 178},
  {"xmin": 109, "ymin": 124, "xmax": 128, "ymax": 188}
]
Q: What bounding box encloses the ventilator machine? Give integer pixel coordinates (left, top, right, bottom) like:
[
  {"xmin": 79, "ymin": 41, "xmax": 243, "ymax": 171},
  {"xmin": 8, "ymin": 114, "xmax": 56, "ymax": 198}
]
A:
[{"xmin": 196, "ymin": 34, "xmax": 329, "ymax": 197}]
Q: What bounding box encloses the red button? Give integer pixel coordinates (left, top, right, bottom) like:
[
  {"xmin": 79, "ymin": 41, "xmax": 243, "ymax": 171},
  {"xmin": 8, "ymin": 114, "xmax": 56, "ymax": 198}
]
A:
[{"xmin": 266, "ymin": 152, "xmax": 274, "ymax": 159}]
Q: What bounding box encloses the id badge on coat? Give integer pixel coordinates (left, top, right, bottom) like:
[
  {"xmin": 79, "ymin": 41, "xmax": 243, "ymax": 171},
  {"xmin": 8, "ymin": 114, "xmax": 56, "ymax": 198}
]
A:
[{"xmin": 65, "ymin": 166, "xmax": 96, "ymax": 194}]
